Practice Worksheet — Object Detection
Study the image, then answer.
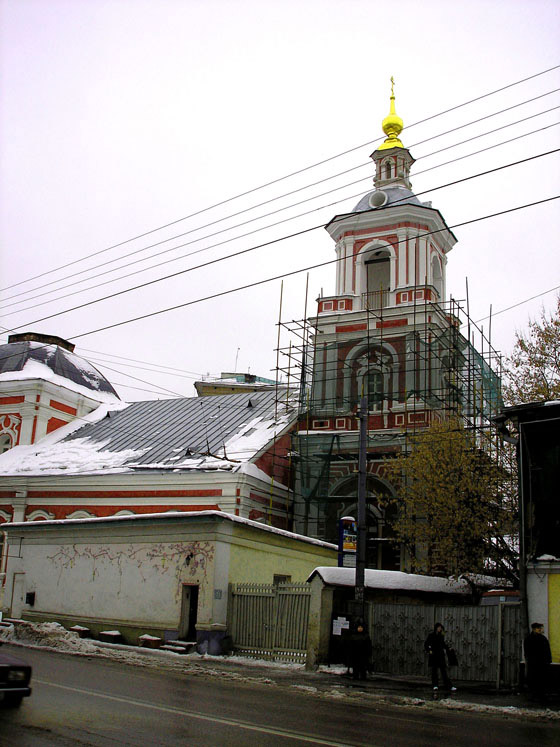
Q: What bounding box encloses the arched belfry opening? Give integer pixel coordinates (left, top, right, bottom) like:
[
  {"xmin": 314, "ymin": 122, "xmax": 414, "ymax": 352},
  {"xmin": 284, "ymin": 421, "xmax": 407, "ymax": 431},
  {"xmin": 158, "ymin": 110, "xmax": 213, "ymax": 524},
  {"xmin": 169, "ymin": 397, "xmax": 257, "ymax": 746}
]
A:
[
  {"xmin": 360, "ymin": 245, "xmax": 392, "ymax": 309},
  {"xmin": 431, "ymin": 254, "xmax": 443, "ymax": 300}
]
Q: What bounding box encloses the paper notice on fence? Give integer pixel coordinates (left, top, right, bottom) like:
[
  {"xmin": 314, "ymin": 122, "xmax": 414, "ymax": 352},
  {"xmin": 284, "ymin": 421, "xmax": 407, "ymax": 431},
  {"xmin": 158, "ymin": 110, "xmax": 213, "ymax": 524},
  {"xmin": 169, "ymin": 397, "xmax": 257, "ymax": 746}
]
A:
[{"xmin": 332, "ymin": 617, "xmax": 350, "ymax": 636}]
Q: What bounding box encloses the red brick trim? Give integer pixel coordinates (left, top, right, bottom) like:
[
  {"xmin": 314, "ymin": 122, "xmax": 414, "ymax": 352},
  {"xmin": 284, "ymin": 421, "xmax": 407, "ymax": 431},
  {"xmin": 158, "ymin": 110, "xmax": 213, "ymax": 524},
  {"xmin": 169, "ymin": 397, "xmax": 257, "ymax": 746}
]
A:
[
  {"xmin": 376, "ymin": 319, "xmax": 407, "ymax": 329},
  {"xmin": 26, "ymin": 489, "xmax": 223, "ymax": 498},
  {"xmin": 335, "ymin": 323, "xmax": 367, "ymax": 333},
  {"xmin": 46, "ymin": 417, "xmax": 68, "ymax": 434},
  {"xmin": 0, "ymin": 396, "xmax": 25, "ymax": 405},
  {"xmin": 24, "ymin": 504, "xmax": 221, "ymax": 520},
  {"xmin": 50, "ymin": 400, "xmax": 78, "ymax": 415}
]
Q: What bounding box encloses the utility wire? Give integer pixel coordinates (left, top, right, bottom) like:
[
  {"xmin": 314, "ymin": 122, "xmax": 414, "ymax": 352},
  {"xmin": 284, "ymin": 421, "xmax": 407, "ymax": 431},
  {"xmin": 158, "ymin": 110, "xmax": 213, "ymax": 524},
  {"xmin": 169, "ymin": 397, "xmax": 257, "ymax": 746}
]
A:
[
  {"xmin": 86, "ymin": 355, "xmax": 205, "ymax": 381},
  {"xmin": 4, "ymin": 149, "xmax": 558, "ymax": 334},
  {"xmin": 4, "ymin": 149, "xmax": 560, "ymax": 331},
  {"xmin": 63, "ymin": 195, "xmax": 560, "ymax": 342},
  {"xmin": 3, "ymin": 95, "xmax": 560, "ymax": 308},
  {"xmin": 475, "ymin": 285, "xmax": 560, "ymax": 323},
  {"xmin": 2, "ymin": 280, "xmax": 555, "ymax": 411},
  {"xmin": 3, "ymin": 64, "xmax": 559, "ymax": 294}
]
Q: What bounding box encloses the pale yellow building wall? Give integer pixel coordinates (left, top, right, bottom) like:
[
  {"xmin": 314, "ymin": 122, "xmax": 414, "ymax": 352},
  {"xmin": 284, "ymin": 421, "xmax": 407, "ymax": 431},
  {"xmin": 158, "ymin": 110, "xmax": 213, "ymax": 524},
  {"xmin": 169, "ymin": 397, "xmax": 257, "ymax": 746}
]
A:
[
  {"xmin": 548, "ymin": 572, "xmax": 560, "ymax": 663},
  {"xmin": 229, "ymin": 528, "xmax": 337, "ymax": 585}
]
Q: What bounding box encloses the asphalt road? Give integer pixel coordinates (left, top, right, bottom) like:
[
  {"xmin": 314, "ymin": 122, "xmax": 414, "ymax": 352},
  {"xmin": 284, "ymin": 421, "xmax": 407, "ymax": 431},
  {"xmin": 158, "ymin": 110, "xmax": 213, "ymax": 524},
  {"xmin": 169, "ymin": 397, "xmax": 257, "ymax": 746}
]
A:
[{"xmin": 0, "ymin": 645, "xmax": 558, "ymax": 746}]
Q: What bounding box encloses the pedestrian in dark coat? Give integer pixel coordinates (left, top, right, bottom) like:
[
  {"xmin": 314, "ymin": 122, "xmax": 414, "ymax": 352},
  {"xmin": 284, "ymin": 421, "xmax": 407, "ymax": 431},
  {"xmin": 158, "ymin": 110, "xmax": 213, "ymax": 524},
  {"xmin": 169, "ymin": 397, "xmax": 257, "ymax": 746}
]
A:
[
  {"xmin": 348, "ymin": 621, "xmax": 372, "ymax": 680},
  {"xmin": 424, "ymin": 622, "xmax": 457, "ymax": 692},
  {"xmin": 524, "ymin": 622, "xmax": 552, "ymax": 702}
]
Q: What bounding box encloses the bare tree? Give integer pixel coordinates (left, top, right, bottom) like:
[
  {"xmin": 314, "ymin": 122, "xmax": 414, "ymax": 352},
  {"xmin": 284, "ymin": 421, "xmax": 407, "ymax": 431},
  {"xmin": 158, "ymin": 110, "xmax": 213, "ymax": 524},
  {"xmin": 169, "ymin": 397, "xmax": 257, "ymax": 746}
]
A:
[{"xmin": 503, "ymin": 297, "xmax": 560, "ymax": 405}]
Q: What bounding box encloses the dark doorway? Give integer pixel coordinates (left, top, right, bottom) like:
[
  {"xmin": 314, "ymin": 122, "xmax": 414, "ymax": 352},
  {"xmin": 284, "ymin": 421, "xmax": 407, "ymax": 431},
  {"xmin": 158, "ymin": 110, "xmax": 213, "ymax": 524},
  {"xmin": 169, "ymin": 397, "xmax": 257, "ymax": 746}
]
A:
[{"xmin": 178, "ymin": 584, "xmax": 199, "ymax": 641}]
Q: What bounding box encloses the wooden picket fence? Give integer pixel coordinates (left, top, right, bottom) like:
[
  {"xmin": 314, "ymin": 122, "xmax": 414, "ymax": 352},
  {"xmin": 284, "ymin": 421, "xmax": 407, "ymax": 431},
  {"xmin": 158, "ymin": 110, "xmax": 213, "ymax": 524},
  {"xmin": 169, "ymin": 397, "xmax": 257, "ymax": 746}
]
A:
[{"xmin": 228, "ymin": 582, "xmax": 311, "ymax": 663}]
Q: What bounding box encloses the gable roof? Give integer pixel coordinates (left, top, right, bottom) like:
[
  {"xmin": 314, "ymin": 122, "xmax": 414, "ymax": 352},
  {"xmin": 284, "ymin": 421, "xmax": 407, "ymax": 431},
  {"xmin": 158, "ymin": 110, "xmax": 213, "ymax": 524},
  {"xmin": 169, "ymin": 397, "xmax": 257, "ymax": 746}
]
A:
[{"xmin": 0, "ymin": 389, "xmax": 297, "ymax": 476}]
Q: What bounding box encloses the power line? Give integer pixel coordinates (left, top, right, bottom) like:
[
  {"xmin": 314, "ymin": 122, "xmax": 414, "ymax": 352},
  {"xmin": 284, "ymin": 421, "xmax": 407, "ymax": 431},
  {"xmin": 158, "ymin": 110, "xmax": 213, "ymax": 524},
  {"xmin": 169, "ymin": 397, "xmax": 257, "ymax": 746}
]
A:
[
  {"xmin": 86, "ymin": 355, "xmax": 205, "ymax": 381},
  {"xmin": 5, "ymin": 148, "xmax": 559, "ymax": 333},
  {"xmin": 475, "ymin": 285, "xmax": 560, "ymax": 323},
  {"xmin": 3, "ymin": 97, "xmax": 560, "ymax": 310},
  {"xmin": 3, "ymin": 64, "xmax": 559, "ymax": 295},
  {"xmin": 63, "ymin": 195, "xmax": 560, "ymax": 342}
]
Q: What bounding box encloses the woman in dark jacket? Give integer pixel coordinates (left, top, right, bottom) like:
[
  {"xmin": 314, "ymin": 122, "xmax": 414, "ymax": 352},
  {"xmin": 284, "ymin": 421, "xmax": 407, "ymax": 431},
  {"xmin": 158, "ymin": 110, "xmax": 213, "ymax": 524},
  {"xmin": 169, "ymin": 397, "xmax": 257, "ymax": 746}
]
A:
[{"xmin": 424, "ymin": 622, "xmax": 457, "ymax": 691}]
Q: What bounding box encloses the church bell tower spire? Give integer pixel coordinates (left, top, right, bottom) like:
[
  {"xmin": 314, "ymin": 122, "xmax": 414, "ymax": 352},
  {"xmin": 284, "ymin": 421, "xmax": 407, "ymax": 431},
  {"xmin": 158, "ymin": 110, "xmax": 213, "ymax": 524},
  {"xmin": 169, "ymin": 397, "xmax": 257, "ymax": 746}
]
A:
[
  {"xmin": 371, "ymin": 77, "xmax": 414, "ymax": 190},
  {"xmin": 378, "ymin": 76, "xmax": 404, "ymax": 150}
]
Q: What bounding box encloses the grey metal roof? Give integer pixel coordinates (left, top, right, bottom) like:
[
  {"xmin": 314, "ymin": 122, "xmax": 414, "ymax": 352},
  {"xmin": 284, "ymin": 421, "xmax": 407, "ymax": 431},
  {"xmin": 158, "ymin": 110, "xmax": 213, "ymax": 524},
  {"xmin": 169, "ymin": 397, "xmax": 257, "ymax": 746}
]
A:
[
  {"xmin": 65, "ymin": 389, "xmax": 292, "ymax": 468},
  {"xmin": 0, "ymin": 340, "xmax": 118, "ymax": 397},
  {"xmin": 353, "ymin": 187, "xmax": 423, "ymax": 212}
]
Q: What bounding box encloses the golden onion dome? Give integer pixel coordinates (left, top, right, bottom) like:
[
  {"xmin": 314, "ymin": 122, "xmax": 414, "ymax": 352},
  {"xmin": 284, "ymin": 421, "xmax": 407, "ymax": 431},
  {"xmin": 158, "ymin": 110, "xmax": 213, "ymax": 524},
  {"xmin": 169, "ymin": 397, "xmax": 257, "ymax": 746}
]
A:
[{"xmin": 378, "ymin": 77, "xmax": 404, "ymax": 150}]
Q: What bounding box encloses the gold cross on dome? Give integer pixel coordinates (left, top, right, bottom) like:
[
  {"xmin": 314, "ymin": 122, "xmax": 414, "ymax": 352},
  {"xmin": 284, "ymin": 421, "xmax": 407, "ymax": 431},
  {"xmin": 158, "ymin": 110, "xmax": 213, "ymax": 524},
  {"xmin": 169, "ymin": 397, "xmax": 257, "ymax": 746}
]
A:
[{"xmin": 390, "ymin": 76, "xmax": 395, "ymax": 97}]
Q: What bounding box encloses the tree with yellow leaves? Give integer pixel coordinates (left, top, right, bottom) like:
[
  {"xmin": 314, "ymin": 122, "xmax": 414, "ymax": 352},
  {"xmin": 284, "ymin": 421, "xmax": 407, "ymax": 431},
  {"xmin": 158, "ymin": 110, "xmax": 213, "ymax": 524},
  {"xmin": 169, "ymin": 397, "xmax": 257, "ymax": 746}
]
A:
[{"xmin": 382, "ymin": 417, "xmax": 517, "ymax": 582}]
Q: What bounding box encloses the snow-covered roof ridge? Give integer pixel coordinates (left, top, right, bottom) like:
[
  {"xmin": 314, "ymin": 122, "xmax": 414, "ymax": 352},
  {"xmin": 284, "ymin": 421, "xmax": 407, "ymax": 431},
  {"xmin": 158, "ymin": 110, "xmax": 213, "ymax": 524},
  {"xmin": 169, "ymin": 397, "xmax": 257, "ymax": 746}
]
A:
[
  {"xmin": 308, "ymin": 567, "xmax": 476, "ymax": 594},
  {"xmin": 3, "ymin": 509, "xmax": 338, "ymax": 550}
]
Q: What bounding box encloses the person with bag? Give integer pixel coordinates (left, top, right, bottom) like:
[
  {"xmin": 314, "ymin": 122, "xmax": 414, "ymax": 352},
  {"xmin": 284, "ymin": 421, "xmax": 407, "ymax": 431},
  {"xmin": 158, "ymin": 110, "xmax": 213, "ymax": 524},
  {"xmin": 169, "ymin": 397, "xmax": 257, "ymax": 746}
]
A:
[
  {"xmin": 348, "ymin": 619, "xmax": 372, "ymax": 680},
  {"xmin": 424, "ymin": 622, "xmax": 457, "ymax": 692}
]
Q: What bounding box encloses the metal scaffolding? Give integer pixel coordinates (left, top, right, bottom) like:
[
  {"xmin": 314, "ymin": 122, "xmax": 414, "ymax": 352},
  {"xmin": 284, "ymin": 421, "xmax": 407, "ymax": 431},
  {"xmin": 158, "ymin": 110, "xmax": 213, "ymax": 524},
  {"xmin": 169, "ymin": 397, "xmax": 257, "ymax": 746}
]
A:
[{"xmin": 273, "ymin": 292, "xmax": 505, "ymax": 561}]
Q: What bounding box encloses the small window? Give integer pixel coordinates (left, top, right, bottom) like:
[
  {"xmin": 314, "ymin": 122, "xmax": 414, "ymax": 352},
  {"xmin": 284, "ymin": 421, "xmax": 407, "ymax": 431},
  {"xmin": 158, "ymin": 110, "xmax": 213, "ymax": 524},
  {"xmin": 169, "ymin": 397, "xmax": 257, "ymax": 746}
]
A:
[
  {"xmin": 385, "ymin": 162, "xmax": 392, "ymax": 179},
  {"xmin": 273, "ymin": 575, "xmax": 291, "ymax": 585},
  {"xmin": 0, "ymin": 434, "xmax": 12, "ymax": 454}
]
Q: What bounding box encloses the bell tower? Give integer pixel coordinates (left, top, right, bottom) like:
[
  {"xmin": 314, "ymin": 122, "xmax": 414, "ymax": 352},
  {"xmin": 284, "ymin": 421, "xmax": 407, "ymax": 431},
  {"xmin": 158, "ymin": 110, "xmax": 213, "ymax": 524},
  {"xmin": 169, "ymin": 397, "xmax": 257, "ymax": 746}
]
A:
[{"xmin": 293, "ymin": 80, "xmax": 461, "ymax": 569}]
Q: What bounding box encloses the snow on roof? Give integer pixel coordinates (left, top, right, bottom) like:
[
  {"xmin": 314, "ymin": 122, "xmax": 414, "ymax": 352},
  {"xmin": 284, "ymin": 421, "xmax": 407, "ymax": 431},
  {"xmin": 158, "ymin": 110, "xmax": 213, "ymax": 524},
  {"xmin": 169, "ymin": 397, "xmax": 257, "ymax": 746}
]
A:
[
  {"xmin": 3, "ymin": 509, "xmax": 338, "ymax": 551},
  {"xmin": 308, "ymin": 567, "xmax": 472, "ymax": 595},
  {"xmin": 0, "ymin": 437, "xmax": 148, "ymax": 475},
  {"xmin": 0, "ymin": 342, "xmax": 120, "ymax": 401},
  {"xmin": 0, "ymin": 390, "xmax": 297, "ymax": 477},
  {"xmin": 0, "ymin": 402, "xmax": 131, "ymax": 475}
]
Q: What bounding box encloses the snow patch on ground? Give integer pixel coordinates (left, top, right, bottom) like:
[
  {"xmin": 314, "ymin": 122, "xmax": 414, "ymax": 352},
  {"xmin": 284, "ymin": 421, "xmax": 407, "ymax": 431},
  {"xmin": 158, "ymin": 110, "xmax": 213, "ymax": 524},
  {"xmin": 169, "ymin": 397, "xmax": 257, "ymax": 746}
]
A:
[{"xmin": 0, "ymin": 621, "xmax": 98, "ymax": 654}]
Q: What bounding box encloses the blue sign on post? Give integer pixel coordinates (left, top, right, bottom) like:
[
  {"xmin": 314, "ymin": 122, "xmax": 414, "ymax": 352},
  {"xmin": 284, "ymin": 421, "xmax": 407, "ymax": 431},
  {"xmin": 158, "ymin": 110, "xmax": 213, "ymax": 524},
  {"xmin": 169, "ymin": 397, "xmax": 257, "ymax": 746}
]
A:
[{"xmin": 338, "ymin": 516, "xmax": 357, "ymax": 567}]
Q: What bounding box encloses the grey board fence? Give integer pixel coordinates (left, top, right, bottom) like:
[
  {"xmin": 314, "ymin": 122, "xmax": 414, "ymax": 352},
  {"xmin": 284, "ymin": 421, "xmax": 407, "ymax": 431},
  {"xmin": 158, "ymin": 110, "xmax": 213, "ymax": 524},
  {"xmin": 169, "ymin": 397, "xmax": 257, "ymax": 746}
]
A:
[
  {"xmin": 229, "ymin": 582, "xmax": 311, "ymax": 663},
  {"xmin": 368, "ymin": 602, "xmax": 522, "ymax": 687}
]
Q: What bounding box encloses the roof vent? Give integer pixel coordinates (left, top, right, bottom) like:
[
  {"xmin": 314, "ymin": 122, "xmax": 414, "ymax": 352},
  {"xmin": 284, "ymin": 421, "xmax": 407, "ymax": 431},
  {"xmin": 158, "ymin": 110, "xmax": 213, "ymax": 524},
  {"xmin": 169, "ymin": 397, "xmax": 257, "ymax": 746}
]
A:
[{"xmin": 247, "ymin": 399, "xmax": 253, "ymax": 408}]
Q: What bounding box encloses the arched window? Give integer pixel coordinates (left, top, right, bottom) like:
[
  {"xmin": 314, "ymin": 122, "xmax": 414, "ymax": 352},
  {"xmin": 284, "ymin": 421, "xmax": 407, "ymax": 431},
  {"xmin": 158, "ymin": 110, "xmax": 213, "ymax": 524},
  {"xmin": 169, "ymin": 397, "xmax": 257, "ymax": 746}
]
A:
[
  {"xmin": 367, "ymin": 370, "xmax": 384, "ymax": 411},
  {"xmin": 385, "ymin": 161, "xmax": 392, "ymax": 179},
  {"xmin": 364, "ymin": 249, "xmax": 391, "ymax": 309},
  {"xmin": 27, "ymin": 510, "xmax": 55, "ymax": 521},
  {"xmin": 66, "ymin": 510, "xmax": 95, "ymax": 520},
  {"xmin": 0, "ymin": 433, "xmax": 12, "ymax": 454},
  {"xmin": 325, "ymin": 476, "xmax": 400, "ymax": 570},
  {"xmin": 431, "ymin": 254, "xmax": 443, "ymax": 299}
]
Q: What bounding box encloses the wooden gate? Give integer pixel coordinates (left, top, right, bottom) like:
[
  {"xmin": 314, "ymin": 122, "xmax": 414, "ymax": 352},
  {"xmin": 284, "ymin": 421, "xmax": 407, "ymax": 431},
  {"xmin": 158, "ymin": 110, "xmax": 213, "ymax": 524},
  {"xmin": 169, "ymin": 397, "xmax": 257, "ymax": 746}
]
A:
[
  {"xmin": 368, "ymin": 602, "xmax": 522, "ymax": 686},
  {"xmin": 229, "ymin": 583, "xmax": 311, "ymax": 663}
]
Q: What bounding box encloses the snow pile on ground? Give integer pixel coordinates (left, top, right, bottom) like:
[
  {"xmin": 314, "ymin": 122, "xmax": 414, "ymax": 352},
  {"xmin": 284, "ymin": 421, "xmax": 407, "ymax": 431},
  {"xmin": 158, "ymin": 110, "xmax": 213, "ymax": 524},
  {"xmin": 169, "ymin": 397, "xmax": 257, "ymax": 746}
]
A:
[
  {"xmin": 440, "ymin": 699, "xmax": 560, "ymax": 721},
  {"xmin": 0, "ymin": 621, "xmax": 99, "ymax": 654}
]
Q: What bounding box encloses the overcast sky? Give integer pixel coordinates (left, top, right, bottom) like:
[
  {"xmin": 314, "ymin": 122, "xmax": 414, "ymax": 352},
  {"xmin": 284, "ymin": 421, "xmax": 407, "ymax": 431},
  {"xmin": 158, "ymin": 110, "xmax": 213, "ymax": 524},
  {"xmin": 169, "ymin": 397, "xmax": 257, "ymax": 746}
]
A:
[{"xmin": 1, "ymin": 0, "xmax": 559, "ymax": 401}]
